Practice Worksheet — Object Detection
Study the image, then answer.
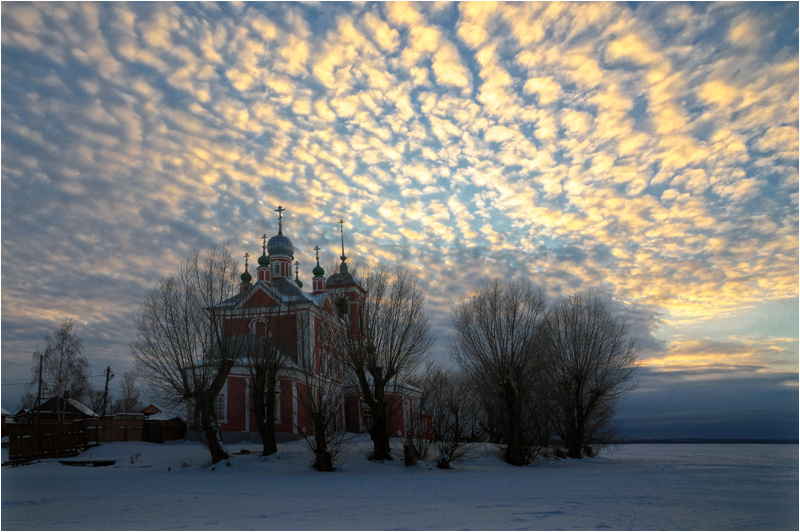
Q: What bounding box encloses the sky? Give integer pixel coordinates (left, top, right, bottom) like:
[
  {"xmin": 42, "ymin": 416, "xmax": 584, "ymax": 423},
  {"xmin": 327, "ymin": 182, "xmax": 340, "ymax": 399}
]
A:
[{"xmin": 1, "ymin": 1, "xmax": 797, "ymax": 439}]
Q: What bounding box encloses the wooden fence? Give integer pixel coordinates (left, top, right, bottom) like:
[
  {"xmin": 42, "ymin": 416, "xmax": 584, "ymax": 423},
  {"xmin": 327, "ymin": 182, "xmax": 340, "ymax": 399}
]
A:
[{"xmin": 7, "ymin": 418, "xmax": 185, "ymax": 464}]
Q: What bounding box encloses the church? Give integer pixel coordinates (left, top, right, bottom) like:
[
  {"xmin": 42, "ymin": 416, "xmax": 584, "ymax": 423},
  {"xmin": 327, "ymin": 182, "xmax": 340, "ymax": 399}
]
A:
[{"xmin": 187, "ymin": 207, "xmax": 431, "ymax": 444}]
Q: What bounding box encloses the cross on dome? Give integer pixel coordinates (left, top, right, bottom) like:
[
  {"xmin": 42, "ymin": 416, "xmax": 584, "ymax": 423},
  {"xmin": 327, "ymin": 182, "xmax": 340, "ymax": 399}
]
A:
[
  {"xmin": 240, "ymin": 252, "xmax": 253, "ymax": 285},
  {"xmin": 275, "ymin": 205, "xmax": 285, "ymax": 232}
]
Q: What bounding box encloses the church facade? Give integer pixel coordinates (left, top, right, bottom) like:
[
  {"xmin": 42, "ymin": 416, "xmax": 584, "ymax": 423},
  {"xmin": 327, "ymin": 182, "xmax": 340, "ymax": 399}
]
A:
[{"xmin": 187, "ymin": 207, "xmax": 430, "ymax": 444}]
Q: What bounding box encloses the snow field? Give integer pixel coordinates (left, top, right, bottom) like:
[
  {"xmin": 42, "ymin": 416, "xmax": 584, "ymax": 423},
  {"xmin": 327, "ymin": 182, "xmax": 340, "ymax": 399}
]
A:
[{"xmin": 2, "ymin": 437, "xmax": 797, "ymax": 530}]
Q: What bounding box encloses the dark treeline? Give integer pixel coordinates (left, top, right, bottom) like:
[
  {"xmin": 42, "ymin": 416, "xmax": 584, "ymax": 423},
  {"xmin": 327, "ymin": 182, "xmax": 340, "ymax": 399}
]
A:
[{"xmin": 420, "ymin": 278, "xmax": 639, "ymax": 466}]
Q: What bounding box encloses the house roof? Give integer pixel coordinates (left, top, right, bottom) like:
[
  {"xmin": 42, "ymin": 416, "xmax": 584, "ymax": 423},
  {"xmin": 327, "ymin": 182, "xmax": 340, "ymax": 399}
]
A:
[
  {"xmin": 36, "ymin": 396, "xmax": 98, "ymax": 417},
  {"xmin": 147, "ymin": 409, "xmax": 185, "ymax": 421}
]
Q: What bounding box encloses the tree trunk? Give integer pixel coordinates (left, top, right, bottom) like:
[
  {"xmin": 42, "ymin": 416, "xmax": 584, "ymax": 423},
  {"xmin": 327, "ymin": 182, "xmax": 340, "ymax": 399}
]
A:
[
  {"xmin": 357, "ymin": 368, "xmax": 393, "ymax": 461},
  {"xmin": 566, "ymin": 438, "xmax": 583, "ymax": 459},
  {"xmin": 370, "ymin": 401, "xmax": 392, "ymax": 461},
  {"xmin": 404, "ymin": 437, "xmax": 419, "ymax": 467},
  {"xmin": 565, "ymin": 384, "xmax": 585, "ymax": 459},
  {"xmin": 252, "ymin": 374, "xmax": 278, "ymax": 456},
  {"xmin": 504, "ymin": 424, "xmax": 528, "ymax": 465},
  {"xmin": 199, "ymin": 393, "xmax": 230, "ymax": 464},
  {"xmin": 313, "ymin": 415, "xmax": 333, "ymax": 471},
  {"xmin": 566, "ymin": 419, "xmax": 585, "ymax": 459},
  {"xmin": 503, "ymin": 383, "xmax": 528, "ymax": 466}
]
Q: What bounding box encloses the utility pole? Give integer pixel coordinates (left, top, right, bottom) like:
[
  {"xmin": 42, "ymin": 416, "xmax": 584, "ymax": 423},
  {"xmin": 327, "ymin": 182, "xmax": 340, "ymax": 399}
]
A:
[
  {"xmin": 35, "ymin": 352, "xmax": 44, "ymax": 425},
  {"xmin": 102, "ymin": 366, "xmax": 114, "ymax": 417}
]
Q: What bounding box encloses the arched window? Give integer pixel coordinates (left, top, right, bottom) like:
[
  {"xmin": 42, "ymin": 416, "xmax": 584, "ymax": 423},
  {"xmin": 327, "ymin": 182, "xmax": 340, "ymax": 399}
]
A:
[{"xmin": 214, "ymin": 395, "xmax": 225, "ymax": 421}]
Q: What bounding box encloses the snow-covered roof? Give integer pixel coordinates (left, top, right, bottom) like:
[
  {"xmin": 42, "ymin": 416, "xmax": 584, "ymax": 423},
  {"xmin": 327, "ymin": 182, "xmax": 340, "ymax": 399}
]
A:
[
  {"xmin": 34, "ymin": 397, "xmax": 98, "ymax": 417},
  {"xmin": 147, "ymin": 410, "xmax": 185, "ymax": 421},
  {"xmin": 66, "ymin": 398, "xmax": 98, "ymax": 417},
  {"xmin": 216, "ymin": 278, "xmax": 321, "ymax": 311},
  {"xmin": 1, "ymin": 407, "xmax": 11, "ymax": 416}
]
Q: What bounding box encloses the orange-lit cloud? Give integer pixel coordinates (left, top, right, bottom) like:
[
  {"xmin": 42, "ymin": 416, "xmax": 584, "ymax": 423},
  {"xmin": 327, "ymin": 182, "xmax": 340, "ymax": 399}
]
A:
[{"xmin": 0, "ymin": 2, "xmax": 797, "ymax": 411}]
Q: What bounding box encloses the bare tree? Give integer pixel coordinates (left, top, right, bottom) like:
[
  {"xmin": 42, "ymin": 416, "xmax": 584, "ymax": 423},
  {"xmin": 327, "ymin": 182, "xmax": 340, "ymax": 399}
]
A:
[
  {"xmin": 451, "ymin": 279, "xmax": 550, "ymax": 466},
  {"xmin": 422, "ymin": 367, "xmax": 482, "ymax": 469},
  {"xmin": 111, "ymin": 371, "xmax": 144, "ymax": 414},
  {"xmin": 131, "ymin": 245, "xmax": 246, "ymax": 464},
  {"xmin": 240, "ymin": 312, "xmax": 292, "ymax": 456},
  {"xmin": 542, "ymin": 292, "xmax": 638, "ymax": 458},
  {"xmin": 332, "ymin": 263, "xmax": 435, "ymax": 461},
  {"xmin": 403, "ymin": 365, "xmax": 435, "ymax": 465},
  {"xmin": 23, "ymin": 319, "xmax": 91, "ymax": 423},
  {"xmin": 294, "ymin": 313, "xmax": 346, "ymax": 471}
]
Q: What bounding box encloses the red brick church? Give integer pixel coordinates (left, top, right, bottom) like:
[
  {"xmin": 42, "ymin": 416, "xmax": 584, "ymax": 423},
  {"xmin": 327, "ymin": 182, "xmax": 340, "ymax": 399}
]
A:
[{"xmin": 187, "ymin": 207, "xmax": 430, "ymax": 443}]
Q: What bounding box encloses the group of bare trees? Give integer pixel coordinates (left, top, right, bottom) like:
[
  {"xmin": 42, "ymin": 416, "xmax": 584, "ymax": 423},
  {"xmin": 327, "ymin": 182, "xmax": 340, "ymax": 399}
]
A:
[
  {"xmin": 414, "ymin": 366, "xmax": 483, "ymax": 469},
  {"xmin": 22, "ymin": 319, "xmax": 144, "ymax": 422},
  {"xmin": 451, "ymin": 279, "xmax": 638, "ymax": 464},
  {"xmin": 128, "ymin": 244, "xmax": 637, "ymax": 468}
]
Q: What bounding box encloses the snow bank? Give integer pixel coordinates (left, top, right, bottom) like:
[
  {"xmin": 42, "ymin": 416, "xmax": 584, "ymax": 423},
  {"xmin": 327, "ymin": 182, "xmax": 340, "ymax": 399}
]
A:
[{"xmin": 2, "ymin": 438, "xmax": 797, "ymax": 530}]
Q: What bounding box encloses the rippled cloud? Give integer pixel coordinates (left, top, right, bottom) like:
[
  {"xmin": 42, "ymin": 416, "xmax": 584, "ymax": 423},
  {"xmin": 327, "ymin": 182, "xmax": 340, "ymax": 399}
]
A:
[{"xmin": 1, "ymin": 2, "xmax": 797, "ymax": 412}]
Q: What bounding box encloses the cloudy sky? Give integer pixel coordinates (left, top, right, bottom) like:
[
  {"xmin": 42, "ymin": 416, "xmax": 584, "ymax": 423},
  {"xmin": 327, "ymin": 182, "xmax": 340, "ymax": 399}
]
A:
[{"xmin": 2, "ymin": 1, "xmax": 797, "ymax": 438}]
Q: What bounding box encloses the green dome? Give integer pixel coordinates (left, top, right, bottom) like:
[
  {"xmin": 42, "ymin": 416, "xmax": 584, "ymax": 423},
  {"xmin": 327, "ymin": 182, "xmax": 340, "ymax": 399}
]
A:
[
  {"xmin": 257, "ymin": 249, "xmax": 269, "ymax": 266},
  {"xmin": 295, "ymin": 276, "xmax": 303, "ymax": 288},
  {"xmin": 313, "ymin": 262, "xmax": 325, "ymax": 277},
  {"xmin": 240, "ymin": 267, "xmax": 252, "ymax": 284}
]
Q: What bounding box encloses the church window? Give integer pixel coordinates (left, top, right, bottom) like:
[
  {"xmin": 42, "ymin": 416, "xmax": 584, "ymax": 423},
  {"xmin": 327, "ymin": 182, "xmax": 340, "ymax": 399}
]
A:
[
  {"xmin": 361, "ymin": 408, "xmax": 373, "ymax": 431},
  {"xmin": 214, "ymin": 395, "xmax": 225, "ymax": 421}
]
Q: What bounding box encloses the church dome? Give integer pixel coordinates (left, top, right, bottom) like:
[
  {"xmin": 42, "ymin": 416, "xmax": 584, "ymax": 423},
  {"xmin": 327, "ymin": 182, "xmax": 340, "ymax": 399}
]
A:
[
  {"xmin": 313, "ymin": 262, "xmax": 325, "ymax": 277},
  {"xmin": 267, "ymin": 232, "xmax": 295, "ymax": 258},
  {"xmin": 257, "ymin": 249, "xmax": 270, "ymax": 266},
  {"xmin": 240, "ymin": 266, "xmax": 252, "ymax": 284}
]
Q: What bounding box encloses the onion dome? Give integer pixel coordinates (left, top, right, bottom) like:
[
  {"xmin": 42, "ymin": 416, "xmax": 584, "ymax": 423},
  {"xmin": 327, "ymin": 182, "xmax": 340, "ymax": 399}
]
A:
[
  {"xmin": 258, "ymin": 236, "xmax": 270, "ymax": 266},
  {"xmin": 267, "ymin": 232, "xmax": 295, "ymax": 258},
  {"xmin": 267, "ymin": 206, "xmax": 294, "ymax": 257},
  {"xmin": 240, "ymin": 254, "xmax": 253, "ymax": 283},
  {"xmin": 312, "ymin": 245, "xmax": 325, "ymax": 277}
]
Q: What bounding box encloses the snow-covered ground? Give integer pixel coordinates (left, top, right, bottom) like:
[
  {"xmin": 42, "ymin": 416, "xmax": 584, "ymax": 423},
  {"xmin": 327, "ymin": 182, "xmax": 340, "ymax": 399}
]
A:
[{"xmin": 2, "ymin": 437, "xmax": 797, "ymax": 530}]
